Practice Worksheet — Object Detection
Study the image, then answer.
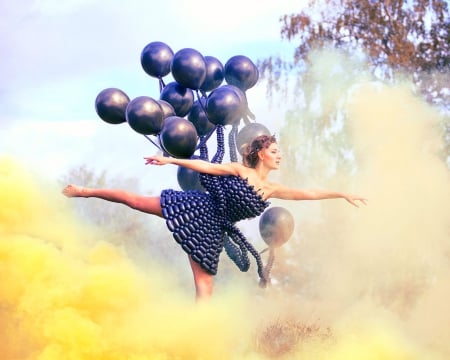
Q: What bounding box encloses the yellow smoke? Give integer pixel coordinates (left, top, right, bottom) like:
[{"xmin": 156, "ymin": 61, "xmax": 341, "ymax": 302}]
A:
[{"xmin": 0, "ymin": 156, "xmax": 255, "ymax": 359}]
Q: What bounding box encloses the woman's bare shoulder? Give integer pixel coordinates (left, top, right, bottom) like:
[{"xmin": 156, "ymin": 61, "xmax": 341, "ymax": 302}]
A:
[{"xmin": 232, "ymin": 162, "xmax": 253, "ymax": 177}]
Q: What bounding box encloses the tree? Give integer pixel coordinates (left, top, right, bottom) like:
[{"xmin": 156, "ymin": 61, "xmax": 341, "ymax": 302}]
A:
[
  {"xmin": 260, "ymin": 0, "xmax": 449, "ymax": 108},
  {"xmin": 258, "ymin": 0, "xmax": 450, "ymax": 169}
]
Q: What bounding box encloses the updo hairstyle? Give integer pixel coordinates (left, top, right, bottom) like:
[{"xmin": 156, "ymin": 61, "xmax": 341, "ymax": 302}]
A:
[{"xmin": 242, "ymin": 134, "xmax": 277, "ymax": 168}]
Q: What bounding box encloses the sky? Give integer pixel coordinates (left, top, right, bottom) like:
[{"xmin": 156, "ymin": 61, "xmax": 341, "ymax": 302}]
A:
[{"xmin": 0, "ymin": 0, "xmax": 304, "ymax": 189}]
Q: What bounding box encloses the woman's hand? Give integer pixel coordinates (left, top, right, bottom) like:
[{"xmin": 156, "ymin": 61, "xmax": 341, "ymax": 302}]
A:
[
  {"xmin": 144, "ymin": 155, "xmax": 171, "ymax": 166},
  {"xmin": 343, "ymin": 194, "xmax": 368, "ymax": 207}
]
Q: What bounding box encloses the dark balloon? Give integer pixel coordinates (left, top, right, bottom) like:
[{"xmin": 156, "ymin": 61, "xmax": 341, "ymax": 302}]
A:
[
  {"xmin": 171, "ymin": 48, "xmax": 207, "ymax": 90},
  {"xmin": 126, "ymin": 96, "xmax": 164, "ymax": 135},
  {"xmin": 206, "ymin": 85, "xmax": 243, "ymax": 125},
  {"xmin": 222, "ymin": 84, "xmax": 248, "ymax": 120},
  {"xmin": 95, "ymin": 88, "xmax": 130, "ymax": 124},
  {"xmin": 259, "ymin": 207, "xmax": 295, "ymax": 248},
  {"xmin": 187, "ymin": 98, "xmax": 215, "ymax": 136},
  {"xmin": 224, "ymin": 55, "xmax": 259, "ymax": 91},
  {"xmin": 157, "ymin": 100, "xmax": 176, "ymax": 119},
  {"xmin": 200, "ymin": 56, "xmax": 224, "ymax": 92},
  {"xmin": 159, "ymin": 116, "xmax": 198, "ymax": 158},
  {"xmin": 141, "ymin": 41, "xmax": 174, "ymax": 78},
  {"xmin": 236, "ymin": 122, "xmax": 271, "ymax": 155},
  {"xmin": 160, "ymin": 82, "xmax": 194, "ymax": 117},
  {"xmin": 177, "ymin": 156, "xmax": 205, "ymax": 191}
]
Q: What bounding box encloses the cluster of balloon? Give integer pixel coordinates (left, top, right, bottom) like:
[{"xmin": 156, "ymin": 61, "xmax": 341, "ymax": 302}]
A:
[
  {"xmin": 93, "ymin": 40, "xmax": 296, "ymax": 276},
  {"xmin": 93, "ymin": 41, "xmax": 263, "ymax": 178}
]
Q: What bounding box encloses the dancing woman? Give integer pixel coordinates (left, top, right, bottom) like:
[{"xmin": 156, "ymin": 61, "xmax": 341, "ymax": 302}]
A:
[{"xmin": 63, "ymin": 134, "xmax": 366, "ymax": 300}]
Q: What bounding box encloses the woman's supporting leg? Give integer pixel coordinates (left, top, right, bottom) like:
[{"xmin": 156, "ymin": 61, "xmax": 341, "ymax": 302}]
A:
[
  {"xmin": 188, "ymin": 256, "xmax": 213, "ymax": 301},
  {"xmin": 62, "ymin": 184, "xmax": 163, "ymax": 217}
]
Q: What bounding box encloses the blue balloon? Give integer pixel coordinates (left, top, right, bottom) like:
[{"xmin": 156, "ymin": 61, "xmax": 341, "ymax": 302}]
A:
[
  {"xmin": 95, "ymin": 88, "xmax": 130, "ymax": 124},
  {"xmin": 224, "ymin": 55, "xmax": 259, "ymax": 91},
  {"xmin": 157, "ymin": 100, "xmax": 176, "ymax": 119},
  {"xmin": 171, "ymin": 48, "xmax": 207, "ymax": 90},
  {"xmin": 126, "ymin": 96, "xmax": 164, "ymax": 135},
  {"xmin": 141, "ymin": 41, "xmax": 174, "ymax": 78},
  {"xmin": 200, "ymin": 56, "xmax": 224, "ymax": 92},
  {"xmin": 160, "ymin": 82, "xmax": 194, "ymax": 117},
  {"xmin": 177, "ymin": 156, "xmax": 205, "ymax": 191},
  {"xmin": 206, "ymin": 85, "xmax": 243, "ymax": 125},
  {"xmin": 159, "ymin": 116, "xmax": 198, "ymax": 158},
  {"xmin": 187, "ymin": 98, "xmax": 215, "ymax": 136},
  {"xmin": 221, "ymin": 84, "xmax": 249, "ymax": 120}
]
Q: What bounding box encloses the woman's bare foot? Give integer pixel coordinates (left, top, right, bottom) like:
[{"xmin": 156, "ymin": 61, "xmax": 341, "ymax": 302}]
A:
[{"xmin": 62, "ymin": 184, "xmax": 86, "ymax": 198}]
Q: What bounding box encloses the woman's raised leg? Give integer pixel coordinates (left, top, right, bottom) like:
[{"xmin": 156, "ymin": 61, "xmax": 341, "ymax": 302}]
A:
[{"xmin": 62, "ymin": 184, "xmax": 163, "ymax": 217}]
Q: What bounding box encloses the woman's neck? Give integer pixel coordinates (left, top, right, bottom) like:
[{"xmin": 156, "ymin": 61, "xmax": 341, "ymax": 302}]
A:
[{"xmin": 254, "ymin": 163, "xmax": 270, "ymax": 181}]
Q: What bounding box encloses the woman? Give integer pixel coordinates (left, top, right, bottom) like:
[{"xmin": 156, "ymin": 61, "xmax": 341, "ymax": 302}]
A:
[{"xmin": 63, "ymin": 135, "xmax": 366, "ymax": 300}]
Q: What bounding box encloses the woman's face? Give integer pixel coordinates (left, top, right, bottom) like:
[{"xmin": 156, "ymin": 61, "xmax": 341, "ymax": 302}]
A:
[{"xmin": 259, "ymin": 143, "xmax": 282, "ymax": 169}]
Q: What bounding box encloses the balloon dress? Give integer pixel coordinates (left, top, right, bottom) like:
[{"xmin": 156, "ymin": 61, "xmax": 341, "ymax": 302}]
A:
[
  {"xmin": 160, "ymin": 175, "xmax": 269, "ymax": 275},
  {"xmin": 160, "ymin": 124, "xmax": 272, "ymax": 285}
]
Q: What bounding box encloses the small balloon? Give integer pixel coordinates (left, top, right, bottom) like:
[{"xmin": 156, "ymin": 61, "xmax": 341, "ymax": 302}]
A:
[
  {"xmin": 141, "ymin": 41, "xmax": 174, "ymax": 78},
  {"xmin": 206, "ymin": 85, "xmax": 243, "ymax": 126},
  {"xmin": 200, "ymin": 56, "xmax": 224, "ymax": 92},
  {"xmin": 160, "ymin": 82, "xmax": 194, "ymax": 117},
  {"xmin": 236, "ymin": 122, "xmax": 271, "ymax": 155},
  {"xmin": 187, "ymin": 98, "xmax": 215, "ymax": 136},
  {"xmin": 259, "ymin": 207, "xmax": 295, "ymax": 248},
  {"xmin": 159, "ymin": 116, "xmax": 198, "ymax": 158},
  {"xmin": 171, "ymin": 48, "xmax": 207, "ymax": 90},
  {"xmin": 177, "ymin": 156, "xmax": 205, "ymax": 191},
  {"xmin": 157, "ymin": 100, "xmax": 176, "ymax": 119},
  {"xmin": 126, "ymin": 96, "xmax": 164, "ymax": 135},
  {"xmin": 95, "ymin": 88, "xmax": 130, "ymax": 124},
  {"xmin": 224, "ymin": 55, "xmax": 259, "ymax": 91}
]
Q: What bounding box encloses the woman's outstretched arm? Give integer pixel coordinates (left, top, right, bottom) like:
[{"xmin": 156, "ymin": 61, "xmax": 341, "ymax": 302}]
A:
[
  {"xmin": 270, "ymin": 183, "xmax": 367, "ymax": 207},
  {"xmin": 144, "ymin": 155, "xmax": 242, "ymax": 176}
]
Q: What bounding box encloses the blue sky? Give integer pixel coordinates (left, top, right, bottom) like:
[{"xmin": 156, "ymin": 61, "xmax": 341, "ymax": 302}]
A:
[{"xmin": 0, "ymin": 0, "xmax": 305, "ymax": 189}]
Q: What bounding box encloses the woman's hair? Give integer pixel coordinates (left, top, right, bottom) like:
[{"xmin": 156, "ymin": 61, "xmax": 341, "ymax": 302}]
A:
[{"xmin": 242, "ymin": 134, "xmax": 277, "ymax": 168}]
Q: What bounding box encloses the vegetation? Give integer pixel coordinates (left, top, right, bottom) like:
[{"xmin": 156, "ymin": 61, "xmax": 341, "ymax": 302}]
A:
[
  {"xmin": 258, "ymin": 0, "xmax": 450, "ymax": 168},
  {"xmin": 260, "ymin": 0, "xmax": 449, "ymax": 107}
]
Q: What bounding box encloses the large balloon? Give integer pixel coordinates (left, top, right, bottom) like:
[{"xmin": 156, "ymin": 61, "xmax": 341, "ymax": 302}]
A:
[
  {"xmin": 160, "ymin": 82, "xmax": 194, "ymax": 117},
  {"xmin": 221, "ymin": 84, "xmax": 249, "ymax": 121},
  {"xmin": 159, "ymin": 116, "xmax": 198, "ymax": 158},
  {"xmin": 224, "ymin": 55, "xmax": 259, "ymax": 91},
  {"xmin": 206, "ymin": 85, "xmax": 243, "ymax": 125},
  {"xmin": 95, "ymin": 88, "xmax": 130, "ymax": 124},
  {"xmin": 141, "ymin": 41, "xmax": 174, "ymax": 78},
  {"xmin": 259, "ymin": 207, "xmax": 295, "ymax": 248},
  {"xmin": 157, "ymin": 99, "xmax": 176, "ymax": 119},
  {"xmin": 177, "ymin": 156, "xmax": 205, "ymax": 191},
  {"xmin": 236, "ymin": 122, "xmax": 271, "ymax": 155},
  {"xmin": 126, "ymin": 96, "xmax": 164, "ymax": 135},
  {"xmin": 187, "ymin": 98, "xmax": 215, "ymax": 136},
  {"xmin": 200, "ymin": 56, "xmax": 224, "ymax": 92},
  {"xmin": 171, "ymin": 48, "xmax": 207, "ymax": 90}
]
